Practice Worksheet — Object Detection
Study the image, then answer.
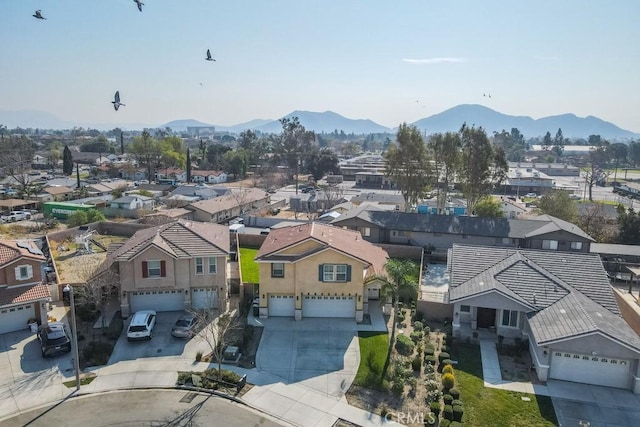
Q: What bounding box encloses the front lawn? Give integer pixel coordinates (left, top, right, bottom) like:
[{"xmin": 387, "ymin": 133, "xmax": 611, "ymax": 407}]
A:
[
  {"xmin": 353, "ymin": 331, "xmax": 388, "ymax": 389},
  {"xmin": 455, "ymin": 343, "xmax": 557, "ymax": 427},
  {"xmin": 239, "ymin": 247, "xmax": 259, "ymax": 283}
]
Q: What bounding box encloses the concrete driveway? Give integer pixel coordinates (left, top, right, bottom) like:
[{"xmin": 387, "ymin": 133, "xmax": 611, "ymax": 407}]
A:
[
  {"xmin": 108, "ymin": 311, "xmax": 198, "ymax": 363},
  {"xmin": 255, "ymin": 317, "xmax": 360, "ymax": 398},
  {"xmin": 548, "ymin": 380, "xmax": 640, "ymax": 426},
  {"xmin": 0, "ymin": 328, "xmax": 74, "ymax": 416}
]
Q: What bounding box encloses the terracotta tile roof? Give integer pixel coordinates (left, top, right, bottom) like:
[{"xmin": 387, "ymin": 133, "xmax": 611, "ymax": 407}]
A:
[
  {"xmin": 256, "ymin": 222, "xmax": 388, "ymax": 276},
  {"xmin": 0, "ymin": 240, "xmax": 46, "ymax": 267},
  {"xmin": 0, "ymin": 283, "xmax": 50, "ymax": 306},
  {"xmin": 111, "ymin": 219, "xmax": 229, "ymax": 262}
]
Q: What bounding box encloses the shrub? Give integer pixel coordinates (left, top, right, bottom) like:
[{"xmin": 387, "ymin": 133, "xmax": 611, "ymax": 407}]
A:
[
  {"xmin": 424, "ymin": 325, "xmax": 430, "ymax": 335},
  {"xmin": 453, "ymin": 405, "xmax": 464, "ymax": 422},
  {"xmin": 424, "ymin": 362, "xmax": 435, "ymax": 374},
  {"xmin": 176, "ymin": 372, "xmax": 191, "ymax": 385},
  {"xmin": 413, "ymin": 321, "xmax": 424, "ymax": 332},
  {"xmin": 441, "ymin": 359, "xmax": 453, "ymax": 371},
  {"xmin": 424, "ymin": 355, "xmax": 437, "ymax": 366},
  {"xmin": 443, "ymin": 394, "xmax": 453, "ymax": 405},
  {"xmin": 451, "ymin": 399, "xmax": 463, "ymax": 407},
  {"xmin": 391, "ymin": 378, "xmax": 404, "ymax": 395},
  {"xmin": 410, "ymin": 331, "xmax": 423, "ymax": 343},
  {"xmin": 411, "ymin": 355, "xmax": 422, "ymax": 372},
  {"xmin": 450, "ymin": 422, "xmax": 462, "ymax": 427},
  {"xmin": 380, "ymin": 406, "xmax": 389, "ymax": 419},
  {"xmin": 438, "ymin": 352, "xmax": 450, "ymax": 363},
  {"xmin": 195, "ymin": 351, "xmax": 203, "ymax": 362},
  {"xmin": 424, "ymin": 344, "xmax": 435, "ymax": 356},
  {"xmin": 441, "ymin": 372, "xmax": 455, "ymax": 390},
  {"xmin": 439, "ymin": 420, "xmax": 451, "ymax": 427},
  {"xmin": 429, "ymin": 401, "xmax": 441, "ymax": 416},
  {"xmin": 443, "ymin": 404, "xmax": 454, "ymax": 421},
  {"xmin": 440, "ymin": 344, "xmax": 448, "ymax": 353},
  {"xmin": 395, "ymin": 334, "xmax": 415, "ymax": 356},
  {"xmin": 442, "ymin": 364, "xmax": 454, "ymax": 375},
  {"xmin": 449, "ymin": 388, "xmax": 460, "ymax": 399},
  {"xmin": 425, "ymin": 379, "xmax": 439, "ymax": 391},
  {"xmin": 82, "ymin": 340, "xmax": 113, "ymax": 367},
  {"xmin": 425, "ymin": 389, "xmax": 442, "ymax": 403}
]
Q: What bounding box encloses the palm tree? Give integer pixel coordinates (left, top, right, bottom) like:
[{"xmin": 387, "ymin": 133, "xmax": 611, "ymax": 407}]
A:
[{"xmin": 366, "ymin": 258, "xmax": 419, "ymax": 380}]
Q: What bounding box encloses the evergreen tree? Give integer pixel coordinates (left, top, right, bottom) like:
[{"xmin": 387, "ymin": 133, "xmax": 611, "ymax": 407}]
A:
[
  {"xmin": 186, "ymin": 148, "xmax": 192, "ymax": 182},
  {"xmin": 63, "ymin": 145, "xmax": 74, "ymax": 175}
]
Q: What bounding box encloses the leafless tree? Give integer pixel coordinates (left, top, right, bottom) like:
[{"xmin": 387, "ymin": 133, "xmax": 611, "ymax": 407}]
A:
[
  {"xmin": 578, "ymin": 202, "xmax": 618, "ymax": 243},
  {"xmin": 76, "ymin": 262, "xmax": 120, "ymax": 333}
]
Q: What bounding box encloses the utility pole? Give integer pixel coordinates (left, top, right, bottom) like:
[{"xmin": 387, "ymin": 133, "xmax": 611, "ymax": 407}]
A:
[{"xmin": 64, "ymin": 284, "xmax": 81, "ymax": 391}]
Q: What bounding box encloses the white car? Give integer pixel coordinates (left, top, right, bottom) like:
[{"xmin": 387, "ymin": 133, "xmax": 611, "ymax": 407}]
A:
[
  {"xmin": 1, "ymin": 210, "xmax": 31, "ymax": 222},
  {"xmin": 525, "ymin": 193, "xmax": 537, "ymax": 198},
  {"xmin": 127, "ymin": 310, "xmax": 157, "ymax": 341}
]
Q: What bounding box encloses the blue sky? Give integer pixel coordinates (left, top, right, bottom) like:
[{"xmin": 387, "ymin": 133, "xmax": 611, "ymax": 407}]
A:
[{"xmin": 2, "ymin": 1, "xmax": 639, "ymax": 132}]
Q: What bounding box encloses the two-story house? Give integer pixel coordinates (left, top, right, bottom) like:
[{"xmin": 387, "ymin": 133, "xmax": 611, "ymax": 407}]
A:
[
  {"xmin": 254, "ymin": 222, "xmax": 388, "ymax": 322},
  {"xmin": 0, "ymin": 240, "xmax": 51, "ymax": 334},
  {"xmin": 103, "ymin": 220, "xmax": 229, "ymax": 317}
]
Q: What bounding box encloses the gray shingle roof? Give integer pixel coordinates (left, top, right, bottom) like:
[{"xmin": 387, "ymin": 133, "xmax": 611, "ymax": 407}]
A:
[
  {"xmin": 448, "ymin": 244, "xmax": 640, "ymax": 351},
  {"xmin": 332, "ymin": 209, "xmax": 593, "ymax": 241},
  {"xmin": 112, "ymin": 219, "xmax": 229, "ymax": 261}
]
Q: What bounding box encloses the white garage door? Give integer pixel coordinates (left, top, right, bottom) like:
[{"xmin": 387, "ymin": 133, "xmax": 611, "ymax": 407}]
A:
[
  {"xmin": 130, "ymin": 290, "xmax": 184, "ymax": 313},
  {"xmin": 268, "ymin": 295, "xmax": 295, "ymax": 317},
  {"xmin": 0, "ymin": 303, "xmax": 36, "ymax": 334},
  {"xmin": 550, "ymin": 351, "xmax": 631, "ymax": 389},
  {"xmin": 191, "ymin": 288, "xmax": 218, "ymax": 310},
  {"xmin": 303, "ymin": 296, "xmax": 356, "ymax": 318}
]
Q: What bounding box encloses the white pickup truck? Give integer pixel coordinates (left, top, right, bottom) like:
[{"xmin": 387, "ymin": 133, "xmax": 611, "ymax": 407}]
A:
[{"xmin": 1, "ymin": 210, "xmax": 31, "ymax": 222}]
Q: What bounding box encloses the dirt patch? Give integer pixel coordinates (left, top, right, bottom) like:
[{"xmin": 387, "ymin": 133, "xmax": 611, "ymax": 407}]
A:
[
  {"xmin": 238, "ymin": 325, "xmax": 263, "ymax": 368},
  {"xmin": 497, "ymin": 344, "xmax": 544, "ymax": 384}
]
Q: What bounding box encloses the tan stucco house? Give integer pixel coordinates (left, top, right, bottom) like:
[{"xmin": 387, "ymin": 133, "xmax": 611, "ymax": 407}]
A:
[
  {"xmin": 103, "ymin": 220, "xmax": 229, "ymax": 317},
  {"xmin": 254, "ymin": 222, "xmax": 388, "ymax": 322}
]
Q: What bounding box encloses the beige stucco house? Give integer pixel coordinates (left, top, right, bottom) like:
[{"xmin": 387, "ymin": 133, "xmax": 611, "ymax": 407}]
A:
[
  {"xmin": 254, "ymin": 222, "xmax": 388, "ymax": 322},
  {"xmin": 103, "ymin": 220, "xmax": 229, "ymax": 317}
]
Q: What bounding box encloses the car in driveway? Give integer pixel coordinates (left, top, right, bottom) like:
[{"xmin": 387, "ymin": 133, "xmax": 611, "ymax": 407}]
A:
[
  {"xmin": 171, "ymin": 313, "xmax": 197, "ymax": 338},
  {"xmin": 37, "ymin": 322, "xmax": 72, "ymax": 357},
  {"xmin": 127, "ymin": 310, "xmax": 156, "ymax": 341}
]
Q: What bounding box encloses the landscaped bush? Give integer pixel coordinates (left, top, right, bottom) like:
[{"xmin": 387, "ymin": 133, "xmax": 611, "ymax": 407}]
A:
[
  {"xmin": 453, "ymin": 405, "xmax": 464, "ymax": 422},
  {"xmin": 438, "ymin": 351, "xmax": 451, "ymax": 363},
  {"xmin": 450, "ymin": 422, "xmax": 462, "ymax": 427},
  {"xmin": 424, "ymin": 325, "xmax": 430, "ymax": 335},
  {"xmin": 451, "ymin": 399, "xmax": 463, "ymax": 407},
  {"xmin": 424, "ymin": 362, "xmax": 435, "ymax": 374},
  {"xmin": 442, "ymin": 364, "xmax": 454, "ymax": 375},
  {"xmin": 443, "ymin": 404, "xmax": 454, "ymax": 421},
  {"xmin": 429, "ymin": 401, "xmax": 441, "ymax": 416},
  {"xmin": 413, "ymin": 321, "xmax": 424, "ymax": 332},
  {"xmin": 176, "ymin": 372, "xmax": 191, "ymax": 385},
  {"xmin": 203, "ymin": 368, "xmax": 241, "ymax": 384},
  {"xmin": 395, "ymin": 334, "xmax": 415, "ymax": 356},
  {"xmin": 424, "ymin": 355, "xmax": 437, "ymax": 366},
  {"xmin": 424, "ymin": 344, "xmax": 435, "ymax": 355},
  {"xmin": 82, "ymin": 340, "xmax": 113, "ymax": 367},
  {"xmin": 411, "ymin": 355, "xmax": 422, "ymax": 372},
  {"xmin": 76, "ymin": 301, "xmax": 99, "ymax": 322},
  {"xmin": 425, "ymin": 378, "xmax": 439, "ymax": 391},
  {"xmin": 391, "ymin": 378, "xmax": 404, "ymax": 395},
  {"xmin": 442, "ymin": 372, "xmax": 455, "ymax": 390},
  {"xmin": 410, "ymin": 331, "xmax": 423, "ymax": 343},
  {"xmin": 441, "ymin": 359, "xmax": 453, "ymax": 371},
  {"xmin": 443, "ymin": 394, "xmax": 453, "ymax": 405},
  {"xmin": 449, "ymin": 388, "xmax": 460, "ymax": 399},
  {"xmin": 425, "ymin": 389, "xmax": 442, "ymax": 403},
  {"xmin": 439, "ymin": 420, "xmax": 451, "ymax": 427},
  {"xmin": 440, "ymin": 344, "xmax": 449, "ymax": 353}
]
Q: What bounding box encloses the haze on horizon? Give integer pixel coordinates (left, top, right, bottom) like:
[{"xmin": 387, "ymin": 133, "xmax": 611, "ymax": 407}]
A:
[{"xmin": 2, "ymin": 1, "xmax": 639, "ymax": 133}]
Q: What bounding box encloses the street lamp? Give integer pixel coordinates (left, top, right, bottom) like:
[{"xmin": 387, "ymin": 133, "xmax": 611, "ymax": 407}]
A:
[{"xmin": 63, "ymin": 284, "xmax": 81, "ymax": 391}]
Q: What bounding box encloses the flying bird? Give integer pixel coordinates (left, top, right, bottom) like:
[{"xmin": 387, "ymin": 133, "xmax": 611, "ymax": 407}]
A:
[
  {"xmin": 33, "ymin": 10, "xmax": 46, "ymax": 20},
  {"xmin": 133, "ymin": 0, "xmax": 144, "ymax": 12},
  {"xmin": 112, "ymin": 91, "xmax": 125, "ymax": 111},
  {"xmin": 205, "ymin": 49, "xmax": 216, "ymax": 61}
]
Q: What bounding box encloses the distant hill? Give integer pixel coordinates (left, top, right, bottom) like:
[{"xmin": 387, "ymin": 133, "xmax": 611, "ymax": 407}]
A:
[
  {"xmin": 411, "ymin": 104, "xmax": 637, "ymax": 139},
  {"xmin": 160, "ymin": 119, "xmax": 214, "ymax": 131},
  {"xmin": 253, "ymin": 111, "xmax": 391, "ymax": 134},
  {"xmin": 0, "ymin": 109, "xmax": 148, "ymax": 130}
]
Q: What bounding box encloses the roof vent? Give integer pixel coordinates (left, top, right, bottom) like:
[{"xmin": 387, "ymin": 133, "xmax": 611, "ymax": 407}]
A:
[
  {"xmin": 559, "ymin": 308, "xmax": 566, "ymax": 314},
  {"xmin": 533, "ymin": 293, "xmax": 537, "ymax": 305}
]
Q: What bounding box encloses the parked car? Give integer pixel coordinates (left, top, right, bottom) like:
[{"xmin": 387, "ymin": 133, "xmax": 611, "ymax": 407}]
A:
[
  {"xmin": 37, "ymin": 322, "xmax": 71, "ymax": 357},
  {"xmin": 1, "ymin": 210, "xmax": 31, "ymax": 222},
  {"xmin": 127, "ymin": 310, "xmax": 156, "ymax": 341},
  {"xmin": 171, "ymin": 314, "xmax": 197, "ymax": 338},
  {"xmin": 525, "ymin": 192, "xmax": 537, "ymax": 198}
]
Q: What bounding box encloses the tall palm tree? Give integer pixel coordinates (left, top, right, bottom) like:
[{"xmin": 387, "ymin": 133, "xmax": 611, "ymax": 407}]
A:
[{"xmin": 366, "ymin": 258, "xmax": 419, "ymax": 379}]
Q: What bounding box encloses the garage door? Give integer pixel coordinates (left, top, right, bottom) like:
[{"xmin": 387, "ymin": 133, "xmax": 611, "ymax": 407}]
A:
[
  {"xmin": 550, "ymin": 351, "xmax": 631, "ymax": 389},
  {"xmin": 303, "ymin": 296, "xmax": 356, "ymax": 318},
  {"xmin": 268, "ymin": 295, "xmax": 295, "ymax": 317},
  {"xmin": 191, "ymin": 288, "xmax": 218, "ymax": 310},
  {"xmin": 130, "ymin": 290, "xmax": 184, "ymax": 313},
  {"xmin": 0, "ymin": 303, "xmax": 35, "ymax": 334}
]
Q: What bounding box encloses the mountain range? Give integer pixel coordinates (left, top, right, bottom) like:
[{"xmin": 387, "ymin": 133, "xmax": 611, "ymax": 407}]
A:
[{"xmin": 2, "ymin": 105, "xmax": 637, "ymax": 139}]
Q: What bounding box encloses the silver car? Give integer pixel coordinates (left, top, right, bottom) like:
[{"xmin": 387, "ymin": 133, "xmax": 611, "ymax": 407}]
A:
[{"xmin": 171, "ymin": 314, "xmax": 197, "ymax": 338}]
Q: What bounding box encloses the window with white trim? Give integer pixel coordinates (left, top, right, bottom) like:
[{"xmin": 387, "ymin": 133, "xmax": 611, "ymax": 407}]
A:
[
  {"xmin": 501, "ymin": 309, "xmax": 518, "ymax": 327},
  {"xmin": 15, "ymin": 264, "xmax": 34, "ymax": 281},
  {"xmin": 147, "ymin": 260, "xmax": 161, "ymax": 278},
  {"xmin": 570, "ymin": 241, "xmax": 583, "ymax": 250},
  {"xmin": 460, "ymin": 305, "xmax": 471, "ymax": 313},
  {"xmin": 323, "ymin": 264, "xmax": 348, "ymax": 282},
  {"xmin": 542, "ymin": 240, "xmax": 558, "ymax": 250},
  {"xmin": 271, "ymin": 262, "xmax": 284, "ymax": 278},
  {"xmin": 208, "ymin": 257, "xmax": 217, "ymax": 274},
  {"xmin": 195, "ymin": 257, "xmax": 204, "ymax": 275},
  {"xmin": 358, "ymin": 227, "xmax": 371, "ymax": 237}
]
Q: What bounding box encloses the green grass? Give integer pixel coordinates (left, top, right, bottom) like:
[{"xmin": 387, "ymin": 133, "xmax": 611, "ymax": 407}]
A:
[
  {"xmin": 454, "ymin": 343, "xmax": 558, "ymax": 427},
  {"xmin": 63, "ymin": 376, "xmax": 96, "ymax": 388},
  {"xmin": 353, "ymin": 332, "xmax": 388, "ymax": 389},
  {"xmin": 239, "ymin": 247, "xmax": 259, "ymax": 283}
]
